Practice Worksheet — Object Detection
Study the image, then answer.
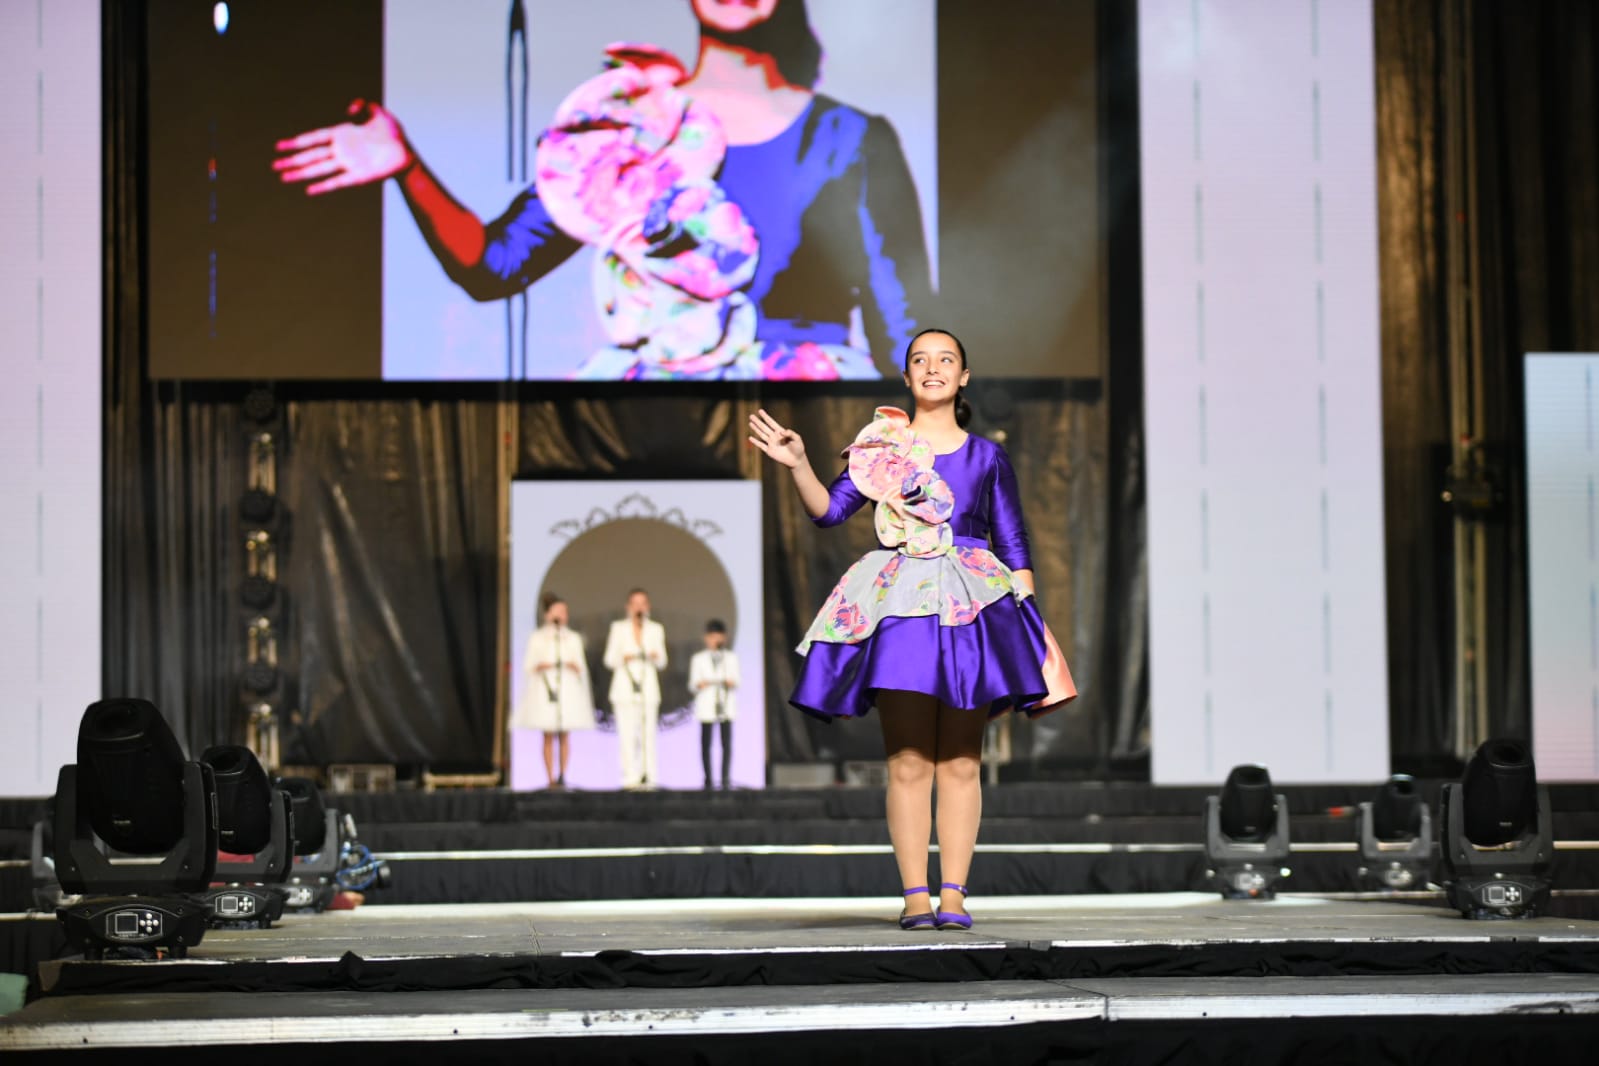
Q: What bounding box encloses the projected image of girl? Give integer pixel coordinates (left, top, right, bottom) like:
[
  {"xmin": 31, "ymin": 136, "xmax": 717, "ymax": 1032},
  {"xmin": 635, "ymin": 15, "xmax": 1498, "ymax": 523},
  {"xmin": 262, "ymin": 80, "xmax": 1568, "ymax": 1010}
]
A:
[
  {"xmin": 749, "ymin": 328, "xmax": 1076, "ymax": 930},
  {"xmin": 272, "ymin": 0, "xmax": 932, "ymax": 381}
]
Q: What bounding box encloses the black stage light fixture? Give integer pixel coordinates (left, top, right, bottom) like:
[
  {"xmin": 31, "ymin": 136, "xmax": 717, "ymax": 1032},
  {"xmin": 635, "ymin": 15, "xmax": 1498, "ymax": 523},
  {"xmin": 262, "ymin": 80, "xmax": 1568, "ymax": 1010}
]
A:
[
  {"xmin": 53, "ymin": 699, "xmax": 218, "ymax": 958},
  {"xmin": 242, "ymin": 386, "xmax": 278, "ymax": 424},
  {"xmin": 281, "ymin": 776, "xmax": 330, "ymax": 854},
  {"xmin": 1357, "ymin": 774, "xmax": 1433, "ymax": 890},
  {"xmin": 198, "ymin": 746, "xmax": 293, "ymax": 928},
  {"xmin": 241, "ymin": 573, "xmax": 278, "ymax": 609},
  {"xmin": 273, "ymin": 776, "xmax": 343, "ymax": 912},
  {"xmin": 1440, "ymin": 738, "xmax": 1553, "ymax": 919},
  {"xmin": 1204, "ymin": 764, "xmax": 1291, "ymax": 899},
  {"xmin": 74, "ymin": 698, "xmax": 189, "ymax": 854}
]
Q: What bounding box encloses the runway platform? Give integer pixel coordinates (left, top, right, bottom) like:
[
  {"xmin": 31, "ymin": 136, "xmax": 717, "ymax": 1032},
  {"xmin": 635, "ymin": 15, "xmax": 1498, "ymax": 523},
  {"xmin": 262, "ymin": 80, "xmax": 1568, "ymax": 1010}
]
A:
[{"xmin": 5, "ymin": 894, "xmax": 1599, "ymax": 1063}]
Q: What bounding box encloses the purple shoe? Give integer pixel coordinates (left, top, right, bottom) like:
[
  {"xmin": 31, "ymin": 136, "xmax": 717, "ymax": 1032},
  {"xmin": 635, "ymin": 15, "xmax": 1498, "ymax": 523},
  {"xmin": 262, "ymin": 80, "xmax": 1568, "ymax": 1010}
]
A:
[
  {"xmin": 936, "ymin": 882, "xmax": 972, "ymax": 930},
  {"xmin": 899, "ymin": 886, "xmax": 935, "ymax": 930}
]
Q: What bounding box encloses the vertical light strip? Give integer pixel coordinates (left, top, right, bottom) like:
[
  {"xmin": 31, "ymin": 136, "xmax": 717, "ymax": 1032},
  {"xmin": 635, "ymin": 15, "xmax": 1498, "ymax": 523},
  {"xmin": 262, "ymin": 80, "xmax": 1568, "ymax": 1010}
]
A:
[
  {"xmin": 1526, "ymin": 353, "xmax": 1599, "ymax": 780},
  {"xmin": 1141, "ymin": 0, "xmax": 1387, "ymax": 783},
  {"xmin": 0, "ymin": 0, "xmax": 102, "ymax": 796}
]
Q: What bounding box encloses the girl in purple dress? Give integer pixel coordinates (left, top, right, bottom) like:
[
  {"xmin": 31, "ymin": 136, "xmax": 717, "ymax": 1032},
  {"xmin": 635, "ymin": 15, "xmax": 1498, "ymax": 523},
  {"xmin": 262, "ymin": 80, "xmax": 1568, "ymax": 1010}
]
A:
[{"xmin": 749, "ymin": 328, "xmax": 1076, "ymax": 930}]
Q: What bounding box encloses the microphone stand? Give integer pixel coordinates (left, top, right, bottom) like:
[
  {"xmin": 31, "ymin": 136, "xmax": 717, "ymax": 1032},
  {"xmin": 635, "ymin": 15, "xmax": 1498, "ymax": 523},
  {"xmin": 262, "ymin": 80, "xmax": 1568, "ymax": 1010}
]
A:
[{"xmin": 505, "ymin": 0, "xmax": 530, "ymax": 379}]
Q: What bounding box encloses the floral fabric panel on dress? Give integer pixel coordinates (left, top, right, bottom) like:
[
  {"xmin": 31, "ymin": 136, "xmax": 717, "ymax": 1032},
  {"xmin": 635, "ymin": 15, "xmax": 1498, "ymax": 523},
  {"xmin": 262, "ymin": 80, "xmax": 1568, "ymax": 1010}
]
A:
[
  {"xmin": 535, "ymin": 44, "xmax": 876, "ymax": 381},
  {"xmin": 797, "ymin": 407, "xmax": 1024, "ymax": 653}
]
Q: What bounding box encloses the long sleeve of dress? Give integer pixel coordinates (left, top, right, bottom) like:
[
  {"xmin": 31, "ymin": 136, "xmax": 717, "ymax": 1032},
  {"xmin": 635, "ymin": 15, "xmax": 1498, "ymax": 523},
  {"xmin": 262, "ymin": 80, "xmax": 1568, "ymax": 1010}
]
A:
[
  {"xmin": 522, "ymin": 633, "xmax": 543, "ymax": 683},
  {"xmin": 855, "ymin": 116, "xmax": 935, "ymax": 370},
  {"xmin": 602, "ymin": 622, "xmax": 624, "ymax": 672},
  {"xmin": 988, "ymin": 448, "xmax": 1033, "ymax": 572},
  {"xmin": 573, "ymin": 632, "xmax": 592, "ymax": 688},
  {"xmin": 451, "ymin": 187, "xmax": 583, "ymax": 302},
  {"xmin": 811, "ymin": 466, "xmax": 870, "ymax": 528},
  {"xmin": 649, "ymin": 623, "xmax": 668, "ymax": 670}
]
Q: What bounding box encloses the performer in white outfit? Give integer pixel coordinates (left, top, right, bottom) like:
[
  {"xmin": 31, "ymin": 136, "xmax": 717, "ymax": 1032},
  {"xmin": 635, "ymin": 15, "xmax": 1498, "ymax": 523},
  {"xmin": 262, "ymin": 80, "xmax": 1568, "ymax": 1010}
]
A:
[
  {"xmin": 688, "ymin": 619, "xmax": 740, "ymax": 790},
  {"xmin": 512, "ymin": 593, "xmax": 596, "ymax": 789},
  {"xmin": 603, "ymin": 588, "xmax": 668, "ymax": 790}
]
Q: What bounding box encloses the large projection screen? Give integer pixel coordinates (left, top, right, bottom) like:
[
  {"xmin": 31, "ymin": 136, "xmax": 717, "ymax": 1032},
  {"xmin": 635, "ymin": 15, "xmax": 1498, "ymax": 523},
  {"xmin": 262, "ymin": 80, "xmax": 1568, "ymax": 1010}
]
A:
[
  {"xmin": 1140, "ymin": 0, "xmax": 1388, "ymax": 783},
  {"xmin": 145, "ymin": 0, "xmax": 1102, "ymax": 381}
]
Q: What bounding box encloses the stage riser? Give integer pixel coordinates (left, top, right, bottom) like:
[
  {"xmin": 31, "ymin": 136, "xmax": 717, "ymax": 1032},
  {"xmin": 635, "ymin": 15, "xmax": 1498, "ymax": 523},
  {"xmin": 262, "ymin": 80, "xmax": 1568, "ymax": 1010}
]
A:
[
  {"xmin": 371, "ymin": 850, "xmax": 1599, "ymax": 906},
  {"xmin": 354, "ymin": 813, "xmax": 1599, "ymax": 851},
  {"xmin": 11, "ymin": 782, "xmax": 1599, "ymax": 833}
]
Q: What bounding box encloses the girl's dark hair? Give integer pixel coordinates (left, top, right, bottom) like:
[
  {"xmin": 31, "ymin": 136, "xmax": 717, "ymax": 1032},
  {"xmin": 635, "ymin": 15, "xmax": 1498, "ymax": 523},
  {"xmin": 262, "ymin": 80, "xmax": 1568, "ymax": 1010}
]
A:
[
  {"xmin": 540, "ymin": 592, "xmax": 564, "ymax": 617},
  {"xmin": 904, "ymin": 327, "xmax": 973, "ymax": 429},
  {"xmin": 699, "ymin": 0, "xmax": 823, "ymax": 90}
]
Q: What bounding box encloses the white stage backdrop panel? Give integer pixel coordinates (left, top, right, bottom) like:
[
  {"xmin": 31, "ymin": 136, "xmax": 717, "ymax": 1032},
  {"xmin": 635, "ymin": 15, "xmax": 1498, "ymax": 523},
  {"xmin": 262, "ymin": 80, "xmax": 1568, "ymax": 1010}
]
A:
[
  {"xmin": 509, "ymin": 480, "xmax": 765, "ymax": 790},
  {"xmin": 0, "ymin": 0, "xmax": 101, "ymax": 796},
  {"xmin": 1140, "ymin": 0, "xmax": 1387, "ymax": 783},
  {"xmin": 1526, "ymin": 353, "xmax": 1599, "ymax": 781}
]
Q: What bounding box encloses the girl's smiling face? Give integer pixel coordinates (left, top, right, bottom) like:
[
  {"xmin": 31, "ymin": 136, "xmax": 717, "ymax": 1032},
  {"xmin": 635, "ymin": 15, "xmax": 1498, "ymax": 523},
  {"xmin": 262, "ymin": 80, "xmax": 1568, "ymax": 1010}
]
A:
[{"xmin": 903, "ymin": 331, "xmax": 969, "ymax": 405}]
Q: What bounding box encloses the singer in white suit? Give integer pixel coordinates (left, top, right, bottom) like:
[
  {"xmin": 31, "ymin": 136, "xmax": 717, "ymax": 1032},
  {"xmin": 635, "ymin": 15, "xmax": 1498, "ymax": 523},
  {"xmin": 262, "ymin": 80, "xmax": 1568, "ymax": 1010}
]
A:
[
  {"xmin": 603, "ymin": 588, "xmax": 668, "ymax": 790},
  {"xmin": 512, "ymin": 594, "xmax": 596, "ymax": 789}
]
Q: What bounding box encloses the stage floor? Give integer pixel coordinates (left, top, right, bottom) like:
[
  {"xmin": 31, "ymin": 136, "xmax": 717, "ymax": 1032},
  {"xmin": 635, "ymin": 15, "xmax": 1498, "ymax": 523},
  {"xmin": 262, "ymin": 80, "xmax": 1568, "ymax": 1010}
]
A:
[
  {"xmin": 8, "ymin": 893, "xmax": 1599, "ymax": 1056},
  {"xmin": 33, "ymin": 891, "xmax": 1599, "ymax": 967}
]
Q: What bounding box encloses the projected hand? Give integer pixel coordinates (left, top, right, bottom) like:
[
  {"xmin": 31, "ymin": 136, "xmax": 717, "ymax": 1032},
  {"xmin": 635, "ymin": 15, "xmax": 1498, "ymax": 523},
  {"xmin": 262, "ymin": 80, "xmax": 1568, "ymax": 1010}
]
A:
[
  {"xmin": 274, "ymin": 100, "xmax": 413, "ymax": 196},
  {"xmin": 748, "ymin": 409, "xmax": 806, "ymax": 469}
]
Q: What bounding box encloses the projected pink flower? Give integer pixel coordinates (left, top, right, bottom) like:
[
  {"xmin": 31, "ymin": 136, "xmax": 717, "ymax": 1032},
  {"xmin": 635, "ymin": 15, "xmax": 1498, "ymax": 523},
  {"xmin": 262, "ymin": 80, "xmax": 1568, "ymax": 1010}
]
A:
[{"xmin": 534, "ymin": 43, "xmax": 761, "ymax": 378}]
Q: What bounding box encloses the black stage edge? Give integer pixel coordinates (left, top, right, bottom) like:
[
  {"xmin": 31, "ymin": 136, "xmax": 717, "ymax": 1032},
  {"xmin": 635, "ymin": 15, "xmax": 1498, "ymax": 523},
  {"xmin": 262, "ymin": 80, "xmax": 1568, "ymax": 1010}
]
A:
[
  {"xmin": 4, "ymin": 1016, "xmax": 1598, "ymax": 1066},
  {"xmin": 31, "ymin": 936, "xmax": 1599, "ymax": 1001}
]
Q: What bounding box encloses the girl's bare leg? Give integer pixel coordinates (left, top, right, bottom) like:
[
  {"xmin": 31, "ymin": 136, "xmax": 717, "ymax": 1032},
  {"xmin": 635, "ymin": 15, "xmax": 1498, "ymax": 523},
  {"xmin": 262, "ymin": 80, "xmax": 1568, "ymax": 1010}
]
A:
[
  {"xmin": 542, "ymin": 732, "xmax": 558, "ymax": 786},
  {"xmin": 933, "ymin": 702, "xmax": 988, "ymax": 916},
  {"xmin": 878, "ymin": 690, "xmax": 940, "ymax": 914}
]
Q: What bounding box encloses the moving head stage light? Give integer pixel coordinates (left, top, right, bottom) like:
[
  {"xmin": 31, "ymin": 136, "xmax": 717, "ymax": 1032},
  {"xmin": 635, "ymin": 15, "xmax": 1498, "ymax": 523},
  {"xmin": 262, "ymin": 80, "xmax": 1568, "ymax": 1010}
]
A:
[
  {"xmin": 1357, "ymin": 774, "xmax": 1433, "ymax": 891},
  {"xmin": 272, "ymin": 777, "xmax": 392, "ymax": 911},
  {"xmin": 53, "ymin": 699, "xmax": 217, "ymax": 959},
  {"xmin": 1440, "ymin": 738, "xmax": 1553, "ymax": 919},
  {"xmin": 1204, "ymin": 764, "xmax": 1291, "ymax": 899},
  {"xmin": 200, "ymin": 745, "xmax": 294, "ymax": 928}
]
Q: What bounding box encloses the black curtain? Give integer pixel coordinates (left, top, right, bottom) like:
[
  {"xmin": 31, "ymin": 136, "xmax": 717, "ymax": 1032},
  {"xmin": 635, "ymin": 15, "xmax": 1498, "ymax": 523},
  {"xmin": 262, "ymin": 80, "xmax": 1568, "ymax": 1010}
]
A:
[
  {"xmin": 279, "ymin": 396, "xmax": 501, "ymax": 766},
  {"xmin": 1374, "ymin": 0, "xmax": 1599, "ymax": 766}
]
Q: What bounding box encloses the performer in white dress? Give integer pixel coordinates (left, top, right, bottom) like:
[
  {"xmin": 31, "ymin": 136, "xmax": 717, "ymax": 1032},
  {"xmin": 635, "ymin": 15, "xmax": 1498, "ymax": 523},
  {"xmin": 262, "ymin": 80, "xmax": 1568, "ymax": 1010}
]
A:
[
  {"xmin": 603, "ymin": 588, "xmax": 668, "ymax": 790},
  {"xmin": 688, "ymin": 619, "xmax": 740, "ymax": 790},
  {"xmin": 512, "ymin": 594, "xmax": 596, "ymax": 789}
]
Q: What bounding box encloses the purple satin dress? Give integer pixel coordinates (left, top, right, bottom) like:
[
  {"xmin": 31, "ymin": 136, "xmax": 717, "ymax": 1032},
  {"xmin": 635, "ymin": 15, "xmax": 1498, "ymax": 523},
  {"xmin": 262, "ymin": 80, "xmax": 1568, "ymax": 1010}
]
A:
[{"xmin": 790, "ymin": 434, "xmax": 1063, "ymax": 719}]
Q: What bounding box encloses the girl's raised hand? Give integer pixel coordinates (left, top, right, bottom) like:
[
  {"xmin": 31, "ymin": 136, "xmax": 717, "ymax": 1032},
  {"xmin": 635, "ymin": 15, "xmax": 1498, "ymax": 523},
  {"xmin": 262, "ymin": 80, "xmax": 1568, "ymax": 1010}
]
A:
[{"xmin": 748, "ymin": 409, "xmax": 806, "ymax": 469}]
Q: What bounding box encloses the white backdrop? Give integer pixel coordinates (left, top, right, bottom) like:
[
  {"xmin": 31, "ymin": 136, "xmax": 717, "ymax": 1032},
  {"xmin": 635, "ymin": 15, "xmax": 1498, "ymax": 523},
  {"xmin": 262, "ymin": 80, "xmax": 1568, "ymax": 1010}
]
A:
[
  {"xmin": 1525, "ymin": 353, "xmax": 1599, "ymax": 781},
  {"xmin": 509, "ymin": 480, "xmax": 765, "ymax": 790},
  {"xmin": 1140, "ymin": 0, "xmax": 1388, "ymax": 783},
  {"xmin": 0, "ymin": 0, "xmax": 101, "ymax": 796}
]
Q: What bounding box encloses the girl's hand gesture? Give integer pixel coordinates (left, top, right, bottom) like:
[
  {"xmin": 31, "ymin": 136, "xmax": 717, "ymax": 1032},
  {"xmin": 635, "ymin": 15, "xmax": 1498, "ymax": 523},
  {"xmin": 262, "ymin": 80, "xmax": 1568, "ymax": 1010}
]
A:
[{"xmin": 748, "ymin": 409, "xmax": 806, "ymax": 469}]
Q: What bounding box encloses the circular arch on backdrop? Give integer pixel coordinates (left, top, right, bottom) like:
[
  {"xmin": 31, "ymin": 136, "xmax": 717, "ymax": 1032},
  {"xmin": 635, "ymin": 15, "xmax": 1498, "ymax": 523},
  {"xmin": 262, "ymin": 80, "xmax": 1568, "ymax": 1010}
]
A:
[{"xmin": 542, "ymin": 516, "xmax": 738, "ymax": 732}]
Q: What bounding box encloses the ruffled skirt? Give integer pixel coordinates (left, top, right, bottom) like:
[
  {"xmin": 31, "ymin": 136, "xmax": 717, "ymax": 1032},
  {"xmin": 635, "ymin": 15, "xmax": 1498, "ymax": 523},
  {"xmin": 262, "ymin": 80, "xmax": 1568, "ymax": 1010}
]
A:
[{"xmin": 790, "ymin": 545, "xmax": 1077, "ymax": 720}]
